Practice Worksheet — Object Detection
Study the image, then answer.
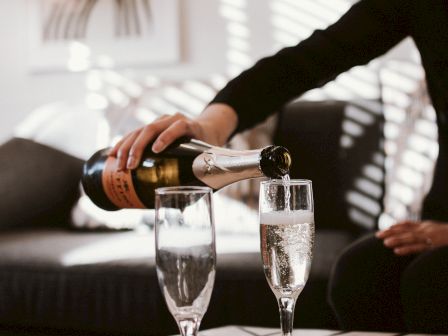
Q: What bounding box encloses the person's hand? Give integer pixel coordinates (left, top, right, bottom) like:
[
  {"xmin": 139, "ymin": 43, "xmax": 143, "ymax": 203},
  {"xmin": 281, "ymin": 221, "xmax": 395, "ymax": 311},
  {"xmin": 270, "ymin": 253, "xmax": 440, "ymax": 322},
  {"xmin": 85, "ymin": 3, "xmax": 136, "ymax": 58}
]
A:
[
  {"xmin": 108, "ymin": 103, "xmax": 238, "ymax": 171},
  {"xmin": 376, "ymin": 220, "xmax": 448, "ymax": 256}
]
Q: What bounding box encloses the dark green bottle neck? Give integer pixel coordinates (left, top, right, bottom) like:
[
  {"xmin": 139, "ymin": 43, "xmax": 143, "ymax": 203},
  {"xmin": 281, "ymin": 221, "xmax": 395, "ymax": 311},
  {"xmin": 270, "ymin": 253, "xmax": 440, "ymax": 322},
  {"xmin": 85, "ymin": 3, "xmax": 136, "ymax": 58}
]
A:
[{"xmin": 260, "ymin": 145, "xmax": 291, "ymax": 178}]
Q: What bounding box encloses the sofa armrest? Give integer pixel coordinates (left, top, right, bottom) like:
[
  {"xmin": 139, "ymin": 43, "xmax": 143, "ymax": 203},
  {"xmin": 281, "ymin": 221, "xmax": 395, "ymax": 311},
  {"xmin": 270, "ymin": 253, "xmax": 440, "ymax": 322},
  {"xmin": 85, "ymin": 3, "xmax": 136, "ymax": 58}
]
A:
[{"xmin": 0, "ymin": 138, "xmax": 83, "ymax": 229}]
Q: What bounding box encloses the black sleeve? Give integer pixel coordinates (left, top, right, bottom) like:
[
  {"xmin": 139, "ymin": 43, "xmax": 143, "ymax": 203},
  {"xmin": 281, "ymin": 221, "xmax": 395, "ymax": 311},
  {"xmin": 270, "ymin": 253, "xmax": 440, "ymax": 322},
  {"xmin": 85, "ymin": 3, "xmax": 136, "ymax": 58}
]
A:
[{"xmin": 210, "ymin": 0, "xmax": 412, "ymax": 133}]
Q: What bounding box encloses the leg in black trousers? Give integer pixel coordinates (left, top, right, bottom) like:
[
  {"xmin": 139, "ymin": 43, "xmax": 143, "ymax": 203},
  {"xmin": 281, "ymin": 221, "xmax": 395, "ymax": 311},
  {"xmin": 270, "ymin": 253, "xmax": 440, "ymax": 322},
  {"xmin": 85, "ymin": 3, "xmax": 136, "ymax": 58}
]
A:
[
  {"xmin": 328, "ymin": 234, "xmax": 414, "ymax": 332},
  {"xmin": 400, "ymin": 246, "xmax": 448, "ymax": 333}
]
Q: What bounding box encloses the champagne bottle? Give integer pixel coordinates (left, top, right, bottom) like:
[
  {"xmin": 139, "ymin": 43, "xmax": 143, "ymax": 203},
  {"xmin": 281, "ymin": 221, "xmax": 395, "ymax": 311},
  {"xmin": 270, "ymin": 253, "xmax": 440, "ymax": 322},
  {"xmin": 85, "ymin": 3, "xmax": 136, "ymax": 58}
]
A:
[{"xmin": 81, "ymin": 138, "xmax": 291, "ymax": 210}]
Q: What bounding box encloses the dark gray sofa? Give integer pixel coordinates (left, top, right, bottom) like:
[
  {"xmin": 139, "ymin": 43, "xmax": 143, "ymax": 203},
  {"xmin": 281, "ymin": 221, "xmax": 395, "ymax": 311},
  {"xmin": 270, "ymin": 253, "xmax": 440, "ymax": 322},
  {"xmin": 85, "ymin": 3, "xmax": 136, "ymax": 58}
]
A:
[{"xmin": 0, "ymin": 100, "xmax": 384, "ymax": 335}]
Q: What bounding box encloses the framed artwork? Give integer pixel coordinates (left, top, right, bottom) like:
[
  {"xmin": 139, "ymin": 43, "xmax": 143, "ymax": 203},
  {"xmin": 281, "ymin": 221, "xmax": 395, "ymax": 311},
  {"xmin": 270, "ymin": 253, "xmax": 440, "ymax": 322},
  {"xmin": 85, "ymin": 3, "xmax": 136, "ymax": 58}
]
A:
[{"xmin": 27, "ymin": 0, "xmax": 180, "ymax": 72}]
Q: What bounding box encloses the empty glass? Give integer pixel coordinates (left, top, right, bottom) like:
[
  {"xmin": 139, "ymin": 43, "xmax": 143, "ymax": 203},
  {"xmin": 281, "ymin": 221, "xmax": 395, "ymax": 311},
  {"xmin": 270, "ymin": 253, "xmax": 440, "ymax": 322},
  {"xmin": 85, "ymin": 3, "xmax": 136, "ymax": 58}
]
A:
[{"xmin": 155, "ymin": 186, "xmax": 216, "ymax": 336}]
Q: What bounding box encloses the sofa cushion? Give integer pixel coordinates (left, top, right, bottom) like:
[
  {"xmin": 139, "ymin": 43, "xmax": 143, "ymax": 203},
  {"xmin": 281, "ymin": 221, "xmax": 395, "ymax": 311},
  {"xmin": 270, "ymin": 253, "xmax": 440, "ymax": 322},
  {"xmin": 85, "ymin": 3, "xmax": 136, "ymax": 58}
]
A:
[
  {"xmin": 0, "ymin": 138, "xmax": 83, "ymax": 229},
  {"xmin": 0, "ymin": 228, "xmax": 352, "ymax": 335}
]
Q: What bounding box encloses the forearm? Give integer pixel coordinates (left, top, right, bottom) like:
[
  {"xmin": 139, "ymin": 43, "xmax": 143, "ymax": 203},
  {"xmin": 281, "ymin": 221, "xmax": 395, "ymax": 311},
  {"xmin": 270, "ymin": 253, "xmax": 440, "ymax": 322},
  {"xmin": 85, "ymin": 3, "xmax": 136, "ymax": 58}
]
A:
[{"xmin": 196, "ymin": 103, "xmax": 238, "ymax": 146}]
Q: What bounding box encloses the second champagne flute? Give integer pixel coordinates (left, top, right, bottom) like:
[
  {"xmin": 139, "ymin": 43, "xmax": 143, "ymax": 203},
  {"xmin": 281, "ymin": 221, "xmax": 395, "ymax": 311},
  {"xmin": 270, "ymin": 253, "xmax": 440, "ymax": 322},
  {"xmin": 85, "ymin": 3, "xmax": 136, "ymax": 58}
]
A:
[
  {"xmin": 155, "ymin": 186, "xmax": 216, "ymax": 336},
  {"xmin": 259, "ymin": 179, "xmax": 314, "ymax": 336}
]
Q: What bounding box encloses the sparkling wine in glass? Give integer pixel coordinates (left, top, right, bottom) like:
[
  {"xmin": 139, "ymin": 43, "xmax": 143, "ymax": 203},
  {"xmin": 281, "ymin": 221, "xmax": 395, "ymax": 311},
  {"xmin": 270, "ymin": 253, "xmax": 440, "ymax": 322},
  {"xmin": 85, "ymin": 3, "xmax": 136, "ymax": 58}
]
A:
[
  {"xmin": 155, "ymin": 186, "xmax": 216, "ymax": 336},
  {"xmin": 259, "ymin": 179, "xmax": 314, "ymax": 336}
]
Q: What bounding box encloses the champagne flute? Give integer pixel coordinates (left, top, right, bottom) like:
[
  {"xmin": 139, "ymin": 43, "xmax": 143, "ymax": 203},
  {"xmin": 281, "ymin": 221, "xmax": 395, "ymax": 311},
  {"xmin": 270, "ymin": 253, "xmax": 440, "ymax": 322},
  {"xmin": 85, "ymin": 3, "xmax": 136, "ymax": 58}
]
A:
[
  {"xmin": 155, "ymin": 186, "xmax": 216, "ymax": 336},
  {"xmin": 259, "ymin": 179, "xmax": 314, "ymax": 336}
]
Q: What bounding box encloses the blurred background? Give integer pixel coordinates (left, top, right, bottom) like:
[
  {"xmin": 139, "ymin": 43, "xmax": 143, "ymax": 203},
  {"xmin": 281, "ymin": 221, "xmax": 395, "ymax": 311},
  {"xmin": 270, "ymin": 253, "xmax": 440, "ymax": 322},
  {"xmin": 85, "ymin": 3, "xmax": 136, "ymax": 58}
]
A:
[
  {"xmin": 0, "ymin": 0, "xmax": 438, "ymax": 226},
  {"xmin": 0, "ymin": 0, "xmax": 417, "ymax": 139}
]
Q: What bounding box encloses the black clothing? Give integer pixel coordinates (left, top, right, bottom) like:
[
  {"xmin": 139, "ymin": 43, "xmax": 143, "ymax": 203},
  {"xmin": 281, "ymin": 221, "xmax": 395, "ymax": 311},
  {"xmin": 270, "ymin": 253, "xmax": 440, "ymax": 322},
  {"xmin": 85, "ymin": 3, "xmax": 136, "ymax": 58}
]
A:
[
  {"xmin": 329, "ymin": 235, "xmax": 448, "ymax": 333},
  {"xmin": 211, "ymin": 0, "xmax": 448, "ymax": 220}
]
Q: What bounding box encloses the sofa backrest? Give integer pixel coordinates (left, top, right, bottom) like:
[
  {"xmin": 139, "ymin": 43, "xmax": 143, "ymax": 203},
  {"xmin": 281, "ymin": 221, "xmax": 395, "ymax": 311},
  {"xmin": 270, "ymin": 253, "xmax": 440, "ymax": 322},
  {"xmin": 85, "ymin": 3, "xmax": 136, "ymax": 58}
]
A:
[{"xmin": 273, "ymin": 100, "xmax": 385, "ymax": 234}]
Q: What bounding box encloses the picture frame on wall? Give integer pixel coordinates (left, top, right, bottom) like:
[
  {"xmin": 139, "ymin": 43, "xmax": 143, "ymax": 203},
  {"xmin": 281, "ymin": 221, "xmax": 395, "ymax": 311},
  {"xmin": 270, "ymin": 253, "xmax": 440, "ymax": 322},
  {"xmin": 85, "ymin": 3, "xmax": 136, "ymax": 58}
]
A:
[{"xmin": 27, "ymin": 0, "xmax": 180, "ymax": 72}]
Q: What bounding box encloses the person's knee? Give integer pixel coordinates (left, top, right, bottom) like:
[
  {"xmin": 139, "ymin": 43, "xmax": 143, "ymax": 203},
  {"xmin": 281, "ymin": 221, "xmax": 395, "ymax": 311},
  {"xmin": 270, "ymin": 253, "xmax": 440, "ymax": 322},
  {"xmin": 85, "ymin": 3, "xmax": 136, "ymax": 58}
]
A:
[
  {"xmin": 401, "ymin": 247, "xmax": 448, "ymax": 333},
  {"xmin": 329, "ymin": 234, "xmax": 383, "ymax": 305},
  {"xmin": 401, "ymin": 247, "xmax": 448, "ymax": 304}
]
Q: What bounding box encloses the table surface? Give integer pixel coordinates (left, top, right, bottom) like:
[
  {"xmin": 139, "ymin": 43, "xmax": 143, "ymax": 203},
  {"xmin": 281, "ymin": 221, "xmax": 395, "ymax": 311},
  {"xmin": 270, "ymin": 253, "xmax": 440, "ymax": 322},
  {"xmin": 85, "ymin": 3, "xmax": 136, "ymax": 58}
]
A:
[{"xmin": 180, "ymin": 325, "xmax": 442, "ymax": 336}]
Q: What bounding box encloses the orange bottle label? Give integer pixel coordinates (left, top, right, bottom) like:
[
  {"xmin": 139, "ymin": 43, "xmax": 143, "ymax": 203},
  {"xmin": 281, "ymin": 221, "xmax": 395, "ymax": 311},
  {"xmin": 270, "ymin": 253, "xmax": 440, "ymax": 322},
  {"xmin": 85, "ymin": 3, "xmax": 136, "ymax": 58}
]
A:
[{"xmin": 101, "ymin": 157, "xmax": 146, "ymax": 209}]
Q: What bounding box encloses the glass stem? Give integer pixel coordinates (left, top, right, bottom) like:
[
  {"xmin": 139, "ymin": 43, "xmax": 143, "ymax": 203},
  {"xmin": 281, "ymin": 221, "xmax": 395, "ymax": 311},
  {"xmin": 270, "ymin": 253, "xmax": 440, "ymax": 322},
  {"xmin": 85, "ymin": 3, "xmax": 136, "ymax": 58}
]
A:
[
  {"xmin": 278, "ymin": 296, "xmax": 296, "ymax": 336},
  {"xmin": 178, "ymin": 318, "xmax": 200, "ymax": 336}
]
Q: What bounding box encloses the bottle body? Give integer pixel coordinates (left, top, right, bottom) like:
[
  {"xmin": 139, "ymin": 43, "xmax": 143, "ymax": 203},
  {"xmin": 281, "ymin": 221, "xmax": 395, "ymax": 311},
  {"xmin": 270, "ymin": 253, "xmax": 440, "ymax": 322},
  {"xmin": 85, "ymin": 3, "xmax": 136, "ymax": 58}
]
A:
[{"xmin": 82, "ymin": 139, "xmax": 291, "ymax": 210}]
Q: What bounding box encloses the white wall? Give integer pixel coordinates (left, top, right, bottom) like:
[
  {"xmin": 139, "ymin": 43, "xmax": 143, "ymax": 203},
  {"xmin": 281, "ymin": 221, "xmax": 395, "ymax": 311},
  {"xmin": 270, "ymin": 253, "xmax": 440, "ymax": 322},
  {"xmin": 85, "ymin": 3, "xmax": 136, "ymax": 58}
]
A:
[
  {"xmin": 0, "ymin": 1, "xmax": 85, "ymax": 142},
  {"xmin": 0, "ymin": 0, "xmax": 413, "ymax": 143}
]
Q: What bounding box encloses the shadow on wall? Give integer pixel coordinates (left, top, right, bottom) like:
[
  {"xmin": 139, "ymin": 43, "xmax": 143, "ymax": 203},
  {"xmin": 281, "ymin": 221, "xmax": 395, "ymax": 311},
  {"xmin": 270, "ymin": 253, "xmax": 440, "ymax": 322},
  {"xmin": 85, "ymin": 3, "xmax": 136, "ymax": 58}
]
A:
[{"xmin": 380, "ymin": 60, "xmax": 438, "ymax": 227}]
